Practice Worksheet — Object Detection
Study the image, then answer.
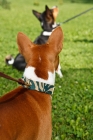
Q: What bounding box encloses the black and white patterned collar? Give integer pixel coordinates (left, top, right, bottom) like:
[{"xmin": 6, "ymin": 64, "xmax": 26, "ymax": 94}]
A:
[{"xmin": 21, "ymin": 76, "xmax": 54, "ymax": 95}]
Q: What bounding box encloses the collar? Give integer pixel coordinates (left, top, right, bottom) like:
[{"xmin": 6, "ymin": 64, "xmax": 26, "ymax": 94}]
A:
[
  {"xmin": 42, "ymin": 31, "xmax": 52, "ymax": 36},
  {"xmin": 21, "ymin": 76, "xmax": 54, "ymax": 95},
  {"xmin": 42, "ymin": 23, "xmax": 59, "ymax": 36}
]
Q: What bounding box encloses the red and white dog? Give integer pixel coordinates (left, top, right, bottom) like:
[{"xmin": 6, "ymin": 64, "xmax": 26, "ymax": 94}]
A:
[{"xmin": 0, "ymin": 27, "xmax": 63, "ymax": 140}]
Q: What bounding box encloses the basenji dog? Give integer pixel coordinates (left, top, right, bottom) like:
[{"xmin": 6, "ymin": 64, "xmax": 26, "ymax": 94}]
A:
[
  {"xmin": 5, "ymin": 5, "xmax": 63, "ymax": 78},
  {"xmin": 0, "ymin": 27, "xmax": 63, "ymax": 140}
]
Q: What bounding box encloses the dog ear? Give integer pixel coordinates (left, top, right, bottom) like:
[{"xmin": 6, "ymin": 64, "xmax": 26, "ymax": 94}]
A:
[
  {"xmin": 45, "ymin": 5, "xmax": 51, "ymax": 15},
  {"xmin": 45, "ymin": 5, "xmax": 49, "ymax": 11},
  {"xmin": 47, "ymin": 26, "xmax": 63, "ymax": 54},
  {"xmin": 32, "ymin": 10, "xmax": 41, "ymax": 21},
  {"xmin": 17, "ymin": 32, "xmax": 34, "ymax": 62}
]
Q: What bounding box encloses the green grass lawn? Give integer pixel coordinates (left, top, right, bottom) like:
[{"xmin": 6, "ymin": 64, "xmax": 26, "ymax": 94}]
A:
[{"xmin": 0, "ymin": 0, "xmax": 93, "ymax": 139}]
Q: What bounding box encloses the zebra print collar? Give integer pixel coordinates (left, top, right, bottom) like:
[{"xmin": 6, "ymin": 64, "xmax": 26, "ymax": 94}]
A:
[{"xmin": 21, "ymin": 76, "xmax": 54, "ymax": 95}]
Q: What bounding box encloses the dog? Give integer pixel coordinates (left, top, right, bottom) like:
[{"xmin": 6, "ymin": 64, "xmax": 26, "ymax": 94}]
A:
[
  {"xmin": 0, "ymin": 27, "xmax": 63, "ymax": 140},
  {"xmin": 32, "ymin": 5, "xmax": 59, "ymax": 44},
  {"xmin": 5, "ymin": 5, "xmax": 63, "ymax": 77}
]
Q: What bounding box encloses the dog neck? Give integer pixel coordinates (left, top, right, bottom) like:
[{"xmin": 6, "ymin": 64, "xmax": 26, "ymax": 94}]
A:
[
  {"xmin": 42, "ymin": 31, "xmax": 53, "ymax": 36},
  {"xmin": 42, "ymin": 23, "xmax": 59, "ymax": 36},
  {"xmin": 22, "ymin": 66, "xmax": 55, "ymax": 95},
  {"xmin": 23, "ymin": 66, "xmax": 55, "ymax": 85}
]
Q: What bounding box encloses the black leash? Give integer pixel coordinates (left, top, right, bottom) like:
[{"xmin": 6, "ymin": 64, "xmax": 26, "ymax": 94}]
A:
[{"xmin": 59, "ymin": 7, "xmax": 93, "ymax": 25}]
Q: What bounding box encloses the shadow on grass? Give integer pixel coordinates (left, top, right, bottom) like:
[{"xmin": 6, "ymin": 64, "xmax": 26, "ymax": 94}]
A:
[
  {"xmin": 71, "ymin": 0, "xmax": 93, "ymax": 3},
  {"xmin": 0, "ymin": 0, "xmax": 11, "ymax": 9}
]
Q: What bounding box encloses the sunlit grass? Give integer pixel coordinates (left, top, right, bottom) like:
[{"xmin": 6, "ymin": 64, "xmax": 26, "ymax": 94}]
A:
[{"xmin": 0, "ymin": 0, "xmax": 93, "ymax": 139}]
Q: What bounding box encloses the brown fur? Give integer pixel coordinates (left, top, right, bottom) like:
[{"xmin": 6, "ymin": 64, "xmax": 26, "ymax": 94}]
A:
[{"xmin": 0, "ymin": 27, "xmax": 63, "ymax": 140}]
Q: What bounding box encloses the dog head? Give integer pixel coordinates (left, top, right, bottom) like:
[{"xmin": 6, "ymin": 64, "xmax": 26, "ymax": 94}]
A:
[
  {"xmin": 17, "ymin": 27, "xmax": 63, "ymax": 84},
  {"xmin": 32, "ymin": 5, "xmax": 59, "ymax": 31}
]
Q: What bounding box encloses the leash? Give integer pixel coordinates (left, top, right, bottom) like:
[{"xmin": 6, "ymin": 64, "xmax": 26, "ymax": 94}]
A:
[
  {"xmin": 59, "ymin": 7, "xmax": 93, "ymax": 25},
  {"xmin": 0, "ymin": 72, "xmax": 25, "ymax": 85}
]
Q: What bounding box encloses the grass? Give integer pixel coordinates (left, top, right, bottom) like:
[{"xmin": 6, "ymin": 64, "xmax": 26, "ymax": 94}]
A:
[{"xmin": 0, "ymin": 0, "xmax": 93, "ymax": 139}]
